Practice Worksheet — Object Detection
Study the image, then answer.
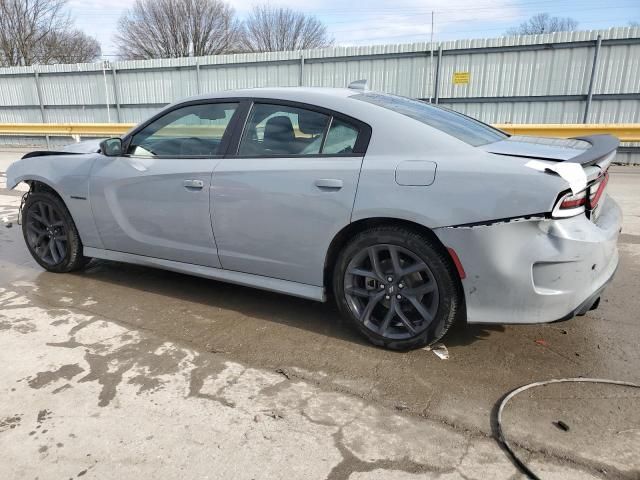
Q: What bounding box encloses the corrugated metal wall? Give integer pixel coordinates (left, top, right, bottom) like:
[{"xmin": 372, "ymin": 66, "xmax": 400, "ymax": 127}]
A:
[{"xmin": 0, "ymin": 27, "xmax": 638, "ymax": 161}]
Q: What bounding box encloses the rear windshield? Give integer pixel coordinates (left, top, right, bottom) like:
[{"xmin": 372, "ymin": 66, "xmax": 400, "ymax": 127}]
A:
[{"xmin": 353, "ymin": 92, "xmax": 507, "ymax": 147}]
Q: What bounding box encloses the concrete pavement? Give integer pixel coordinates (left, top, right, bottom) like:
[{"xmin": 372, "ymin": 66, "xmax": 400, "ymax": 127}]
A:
[{"xmin": 0, "ymin": 148, "xmax": 639, "ymax": 479}]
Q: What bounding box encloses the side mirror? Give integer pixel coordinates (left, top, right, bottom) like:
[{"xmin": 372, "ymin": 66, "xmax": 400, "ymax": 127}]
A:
[{"xmin": 100, "ymin": 138, "xmax": 123, "ymax": 157}]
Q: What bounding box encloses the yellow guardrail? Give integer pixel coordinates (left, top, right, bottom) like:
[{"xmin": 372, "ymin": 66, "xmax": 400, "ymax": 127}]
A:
[
  {"xmin": 0, "ymin": 123, "xmax": 135, "ymax": 136},
  {"xmin": 494, "ymin": 124, "xmax": 640, "ymax": 142},
  {"xmin": 0, "ymin": 123, "xmax": 639, "ymax": 142}
]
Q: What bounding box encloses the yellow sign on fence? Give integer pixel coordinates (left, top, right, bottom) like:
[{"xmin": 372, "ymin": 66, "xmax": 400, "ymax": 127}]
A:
[{"xmin": 453, "ymin": 72, "xmax": 470, "ymax": 84}]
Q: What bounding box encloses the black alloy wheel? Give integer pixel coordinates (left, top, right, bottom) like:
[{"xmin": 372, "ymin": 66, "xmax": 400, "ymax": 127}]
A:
[
  {"xmin": 333, "ymin": 226, "xmax": 462, "ymax": 350},
  {"xmin": 22, "ymin": 191, "xmax": 90, "ymax": 273}
]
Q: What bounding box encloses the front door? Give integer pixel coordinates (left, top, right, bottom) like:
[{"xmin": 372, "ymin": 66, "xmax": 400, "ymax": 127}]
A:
[
  {"xmin": 90, "ymin": 102, "xmax": 240, "ymax": 267},
  {"xmin": 211, "ymin": 101, "xmax": 369, "ymax": 286}
]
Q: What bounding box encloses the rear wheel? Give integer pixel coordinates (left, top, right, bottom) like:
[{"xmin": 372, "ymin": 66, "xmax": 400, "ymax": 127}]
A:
[
  {"xmin": 22, "ymin": 191, "xmax": 90, "ymax": 273},
  {"xmin": 333, "ymin": 226, "xmax": 461, "ymax": 350}
]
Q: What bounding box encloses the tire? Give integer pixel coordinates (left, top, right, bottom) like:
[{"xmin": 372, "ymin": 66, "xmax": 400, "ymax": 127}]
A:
[
  {"xmin": 333, "ymin": 226, "xmax": 462, "ymax": 350},
  {"xmin": 21, "ymin": 191, "xmax": 91, "ymax": 273}
]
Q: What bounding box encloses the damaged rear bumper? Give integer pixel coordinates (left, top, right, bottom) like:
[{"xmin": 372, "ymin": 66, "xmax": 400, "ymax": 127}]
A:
[{"xmin": 434, "ymin": 195, "xmax": 622, "ymax": 325}]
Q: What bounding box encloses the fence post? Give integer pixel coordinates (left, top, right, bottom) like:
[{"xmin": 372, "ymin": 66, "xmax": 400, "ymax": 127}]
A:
[
  {"xmin": 299, "ymin": 53, "xmax": 305, "ymax": 87},
  {"xmin": 434, "ymin": 44, "xmax": 443, "ymax": 104},
  {"xmin": 583, "ymin": 34, "xmax": 602, "ymax": 123},
  {"xmin": 33, "ymin": 69, "xmax": 50, "ymax": 150},
  {"xmin": 111, "ymin": 66, "xmax": 122, "ymax": 123},
  {"xmin": 101, "ymin": 61, "xmax": 111, "ymax": 124},
  {"xmin": 195, "ymin": 59, "xmax": 201, "ymax": 95}
]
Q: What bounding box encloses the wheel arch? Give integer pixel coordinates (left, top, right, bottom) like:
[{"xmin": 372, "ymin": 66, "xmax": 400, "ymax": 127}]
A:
[
  {"xmin": 21, "ymin": 179, "xmax": 79, "ymax": 230},
  {"xmin": 24, "ymin": 178, "xmax": 65, "ymax": 200},
  {"xmin": 323, "ymin": 217, "xmax": 465, "ymax": 298}
]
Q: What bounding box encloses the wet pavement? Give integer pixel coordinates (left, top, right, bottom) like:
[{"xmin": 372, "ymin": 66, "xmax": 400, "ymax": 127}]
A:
[{"xmin": 0, "ymin": 148, "xmax": 639, "ymax": 479}]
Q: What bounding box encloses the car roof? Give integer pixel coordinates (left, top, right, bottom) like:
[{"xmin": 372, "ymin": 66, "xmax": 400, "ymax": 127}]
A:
[
  {"xmin": 160, "ymin": 87, "xmax": 472, "ymax": 155},
  {"xmin": 186, "ymin": 87, "xmax": 360, "ymax": 103},
  {"xmin": 171, "ymin": 87, "xmax": 387, "ymax": 128}
]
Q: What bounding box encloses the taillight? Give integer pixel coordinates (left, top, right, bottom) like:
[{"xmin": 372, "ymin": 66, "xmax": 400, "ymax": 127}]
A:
[
  {"xmin": 588, "ymin": 172, "xmax": 609, "ymax": 209},
  {"xmin": 560, "ymin": 191, "xmax": 587, "ymax": 209},
  {"xmin": 552, "ymin": 172, "xmax": 609, "ymax": 218}
]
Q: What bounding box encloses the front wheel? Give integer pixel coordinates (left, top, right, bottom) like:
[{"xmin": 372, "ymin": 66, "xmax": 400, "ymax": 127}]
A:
[
  {"xmin": 333, "ymin": 226, "xmax": 462, "ymax": 350},
  {"xmin": 22, "ymin": 191, "xmax": 91, "ymax": 273}
]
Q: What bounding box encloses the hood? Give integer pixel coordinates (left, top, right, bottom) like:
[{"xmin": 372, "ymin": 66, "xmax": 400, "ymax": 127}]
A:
[
  {"xmin": 21, "ymin": 139, "xmax": 105, "ymax": 160},
  {"xmin": 60, "ymin": 139, "xmax": 104, "ymax": 154},
  {"xmin": 481, "ymin": 135, "xmax": 591, "ymax": 161}
]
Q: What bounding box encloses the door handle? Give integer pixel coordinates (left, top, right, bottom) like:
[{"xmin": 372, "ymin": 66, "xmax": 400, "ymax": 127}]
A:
[
  {"xmin": 183, "ymin": 179, "xmax": 204, "ymax": 189},
  {"xmin": 315, "ymin": 179, "xmax": 343, "ymax": 190}
]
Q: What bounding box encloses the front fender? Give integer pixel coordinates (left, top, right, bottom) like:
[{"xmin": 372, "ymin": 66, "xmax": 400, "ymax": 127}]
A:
[
  {"xmin": 7, "ymin": 152, "xmax": 99, "ymax": 194},
  {"xmin": 6, "ymin": 167, "xmax": 59, "ymax": 192},
  {"xmin": 6, "ymin": 153, "xmax": 104, "ymax": 249}
]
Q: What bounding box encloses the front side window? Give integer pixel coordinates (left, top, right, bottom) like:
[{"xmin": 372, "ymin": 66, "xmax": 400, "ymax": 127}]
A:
[
  {"xmin": 353, "ymin": 92, "xmax": 507, "ymax": 147},
  {"xmin": 128, "ymin": 103, "xmax": 238, "ymax": 158},
  {"xmin": 239, "ymin": 104, "xmax": 330, "ymax": 156}
]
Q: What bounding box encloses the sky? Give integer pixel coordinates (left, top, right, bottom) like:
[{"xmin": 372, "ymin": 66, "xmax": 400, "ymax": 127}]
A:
[{"xmin": 66, "ymin": 0, "xmax": 640, "ymax": 59}]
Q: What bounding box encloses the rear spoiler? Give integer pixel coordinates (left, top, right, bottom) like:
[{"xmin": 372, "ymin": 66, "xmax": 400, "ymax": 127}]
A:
[{"xmin": 566, "ymin": 134, "xmax": 619, "ymax": 166}]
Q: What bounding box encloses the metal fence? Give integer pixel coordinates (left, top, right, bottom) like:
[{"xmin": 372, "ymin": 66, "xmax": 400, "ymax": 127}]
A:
[{"xmin": 0, "ymin": 26, "xmax": 639, "ymax": 159}]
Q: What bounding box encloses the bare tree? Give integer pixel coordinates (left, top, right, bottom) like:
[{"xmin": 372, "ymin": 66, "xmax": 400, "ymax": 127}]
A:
[
  {"xmin": 115, "ymin": 0, "xmax": 242, "ymax": 60},
  {"xmin": 240, "ymin": 5, "xmax": 333, "ymax": 52},
  {"xmin": 0, "ymin": 0, "xmax": 101, "ymax": 66},
  {"xmin": 506, "ymin": 13, "xmax": 579, "ymax": 36},
  {"xmin": 38, "ymin": 29, "xmax": 101, "ymax": 65}
]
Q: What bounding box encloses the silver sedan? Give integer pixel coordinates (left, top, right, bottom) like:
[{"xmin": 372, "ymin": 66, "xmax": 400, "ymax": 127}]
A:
[{"xmin": 6, "ymin": 87, "xmax": 622, "ymax": 350}]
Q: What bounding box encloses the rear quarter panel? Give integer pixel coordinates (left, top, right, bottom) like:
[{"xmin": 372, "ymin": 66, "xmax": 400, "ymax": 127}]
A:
[{"xmin": 352, "ymin": 112, "xmax": 569, "ymax": 228}]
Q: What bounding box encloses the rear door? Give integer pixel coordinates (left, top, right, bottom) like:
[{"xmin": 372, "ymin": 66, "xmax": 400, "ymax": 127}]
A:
[
  {"xmin": 211, "ymin": 100, "xmax": 371, "ymax": 286},
  {"xmin": 90, "ymin": 101, "xmax": 240, "ymax": 267}
]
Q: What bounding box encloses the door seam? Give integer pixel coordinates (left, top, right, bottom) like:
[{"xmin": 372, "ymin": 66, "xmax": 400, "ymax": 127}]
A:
[{"xmin": 209, "ymin": 161, "xmax": 224, "ymax": 269}]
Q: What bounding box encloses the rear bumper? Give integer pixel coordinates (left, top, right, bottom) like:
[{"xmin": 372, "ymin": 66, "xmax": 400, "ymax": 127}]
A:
[
  {"xmin": 554, "ymin": 265, "xmax": 616, "ymax": 322},
  {"xmin": 434, "ymin": 195, "xmax": 622, "ymax": 324}
]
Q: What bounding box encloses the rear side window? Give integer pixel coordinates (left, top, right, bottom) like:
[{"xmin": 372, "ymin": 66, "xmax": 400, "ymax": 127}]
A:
[
  {"xmin": 238, "ymin": 103, "xmax": 365, "ymax": 157},
  {"xmin": 353, "ymin": 92, "xmax": 507, "ymax": 147},
  {"xmin": 239, "ymin": 104, "xmax": 329, "ymax": 156}
]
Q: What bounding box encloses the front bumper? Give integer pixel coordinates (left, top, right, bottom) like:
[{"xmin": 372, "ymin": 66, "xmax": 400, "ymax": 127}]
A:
[{"xmin": 434, "ymin": 195, "xmax": 622, "ymax": 324}]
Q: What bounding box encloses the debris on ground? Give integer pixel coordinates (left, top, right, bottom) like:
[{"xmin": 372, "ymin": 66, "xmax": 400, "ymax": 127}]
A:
[
  {"xmin": 1, "ymin": 216, "xmax": 11, "ymax": 228},
  {"xmin": 424, "ymin": 343, "xmax": 449, "ymax": 360},
  {"xmin": 275, "ymin": 368, "xmax": 291, "ymax": 380},
  {"xmin": 204, "ymin": 343, "xmax": 228, "ymax": 354},
  {"xmin": 265, "ymin": 411, "xmax": 284, "ymax": 420},
  {"xmin": 534, "ymin": 339, "xmax": 548, "ymax": 346},
  {"xmin": 395, "ymin": 402, "xmax": 409, "ymax": 411},
  {"xmin": 554, "ymin": 420, "xmax": 570, "ymax": 432}
]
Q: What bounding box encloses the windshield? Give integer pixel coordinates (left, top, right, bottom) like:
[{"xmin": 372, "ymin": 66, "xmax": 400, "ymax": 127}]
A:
[{"xmin": 353, "ymin": 92, "xmax": 507, "ymax": 147}]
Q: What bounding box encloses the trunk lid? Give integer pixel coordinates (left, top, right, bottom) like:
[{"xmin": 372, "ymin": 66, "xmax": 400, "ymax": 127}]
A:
[
  {"xmin": 482, "ymin": 133, "xmax": 618, "ymax": 185},
  {"xmin": 482, "ymin": 135, "xmax": 589, "ymax": 160},
  {"xmin": 481, "ymin": 134, "xmax": 618, "ymax": 167}
]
